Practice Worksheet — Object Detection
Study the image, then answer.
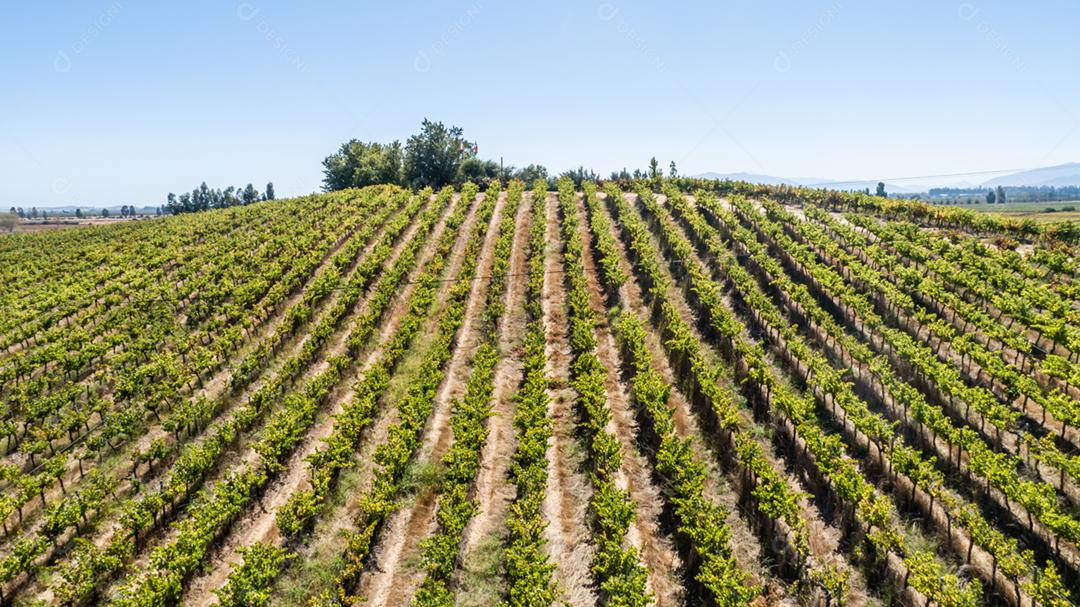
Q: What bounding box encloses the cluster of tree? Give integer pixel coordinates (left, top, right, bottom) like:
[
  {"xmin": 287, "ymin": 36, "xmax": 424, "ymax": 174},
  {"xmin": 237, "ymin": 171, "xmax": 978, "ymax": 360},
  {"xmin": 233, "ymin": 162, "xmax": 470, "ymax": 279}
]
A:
[
  {"xmin": 7, "ymin": 206, "xmax": 153, "ymax": 221},
  {"xmin": 165, "ymin": 182, "xmax": 274, "ymax": 215},
  {"xmin": 854, "ymin": 183, "xmax": 890, "ymax": 198},
  {"xmin": 924, "ymin": 185, "xmax": 1080, "ymax": 205},
  {"xmin": 324, "ymin": 121, "xmax": 703, "ymax": 193},
  {"xmin": 323, "ymin": 119, "xmax": 554, "ymax": 191},
  {"xmin": 9, "ymin": 207, "xmax": 46, "ymax": 220},
  {"xmin": 608, "ymin": 157, "xmax": 679, "ymax": 182}
]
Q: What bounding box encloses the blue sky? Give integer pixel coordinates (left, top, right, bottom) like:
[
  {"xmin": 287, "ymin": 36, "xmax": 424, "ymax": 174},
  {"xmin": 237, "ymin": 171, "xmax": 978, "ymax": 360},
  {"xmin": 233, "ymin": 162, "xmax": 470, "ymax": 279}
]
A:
[{"xmin": 4, "ymin": 0, "xmax": 1079, "ymax": 206}]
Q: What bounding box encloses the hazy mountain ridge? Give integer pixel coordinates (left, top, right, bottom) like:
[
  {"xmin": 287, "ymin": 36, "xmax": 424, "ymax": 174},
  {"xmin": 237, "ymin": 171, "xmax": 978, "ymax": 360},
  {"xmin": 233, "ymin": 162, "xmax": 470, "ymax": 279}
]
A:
[
  {"xmin": 694, "ymin": 162, "xmax": 1080, "ymax": 192},
  {"xmin": 981, "ymin": 163, "xmax": 1080, "ymax": 187}
]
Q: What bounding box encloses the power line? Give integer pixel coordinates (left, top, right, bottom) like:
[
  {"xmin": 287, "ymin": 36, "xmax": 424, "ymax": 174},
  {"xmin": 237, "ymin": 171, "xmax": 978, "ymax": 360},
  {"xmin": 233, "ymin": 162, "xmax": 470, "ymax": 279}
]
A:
[{"xmin": 798, "ymin": 166, "xmax": 1045, "ymax": 188}]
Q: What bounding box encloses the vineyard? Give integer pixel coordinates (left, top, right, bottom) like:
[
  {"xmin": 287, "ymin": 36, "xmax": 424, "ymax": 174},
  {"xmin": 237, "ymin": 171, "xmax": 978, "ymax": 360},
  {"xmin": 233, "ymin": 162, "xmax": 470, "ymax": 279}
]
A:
[{"xmin": 1, "ymin": 179, "xmax": 1079, "ymax": 607}]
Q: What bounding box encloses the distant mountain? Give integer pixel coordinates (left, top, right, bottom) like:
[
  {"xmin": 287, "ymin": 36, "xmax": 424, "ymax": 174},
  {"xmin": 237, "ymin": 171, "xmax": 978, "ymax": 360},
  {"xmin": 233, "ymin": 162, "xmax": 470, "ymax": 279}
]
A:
[
  {"xmin": 982, "ymin": 163, "xmax": 1080, "ymax": 187},
  {"xmin": 692, "ymin": 172, "xmax": 916, "ymax": 193},
  {"xmin": 692, "ymin": 171, "xmax": 821, "ymax": 187},
  {"xmin": 693, "ymin": 163, "xmax": 1080, "ymax": 193}
]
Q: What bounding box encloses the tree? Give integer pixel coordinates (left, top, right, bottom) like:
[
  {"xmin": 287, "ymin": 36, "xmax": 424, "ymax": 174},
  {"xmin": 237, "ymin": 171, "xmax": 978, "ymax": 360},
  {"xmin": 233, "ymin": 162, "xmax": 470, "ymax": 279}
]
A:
[
  {"xmin": 457, "ymin": 157, "xmax": 500, "ymax": 186},
  {"xmin": 669, "ymin": 161, "xmax": 678, "ymax": 178},
  {"xmin": 875, "ymin": 182, "xmax": 887, "ymax": 197},
  {"xmin": 16, "ymin": 207, "xmax": 25, "ymax": 219},
  {"xmin": 648, "ymin": 157, "xmax": 661, "ymax": 179},
  {"xmin": 0, "ymin": 213, "xmax": 15, "ymax": 233},
  {"xmin": 197, "ymin": 182, "xmax": 211, "ymax": 211},
  {"xmin": 559, "ymin": 166, "xmax": 598, "ymax": 188},
  {"xmin": 986, "ymin": 189, "xmax": 997, "ymax": 204},
  {"xmin": 322, "ymin": 140, "xmax": 404, "ymax": 191},
  {"xmin": 166, "ymin": 193, "xmax": 178, "ymax": 214},
  {"xmin": 30, "ymin": 207, "xmax": 38, "ymax": 219},
  {"xmin": 75, "ymin": 208, "xmax": 83, "ymax": 219},
  {"xmin": 101, "ymin": 208, "xmax": 110, "ymax": 218},
  {"xmin": 265, "ymin": 182, "xmax": 275, "ymax": 200},
  {"xmin": 996, "ymin": 185, "xmax": 1006, "ymax": 204},
  {"xmin": 404, "ymin": 119, "xmax": 473, "ymax": 189},
  {"xmin": 514, "ymin": 164, "xmax": 548, "ymax": 184},
  {"xmin": 239, "ymin": 184, "xmax": 257, "ymax": 204}
]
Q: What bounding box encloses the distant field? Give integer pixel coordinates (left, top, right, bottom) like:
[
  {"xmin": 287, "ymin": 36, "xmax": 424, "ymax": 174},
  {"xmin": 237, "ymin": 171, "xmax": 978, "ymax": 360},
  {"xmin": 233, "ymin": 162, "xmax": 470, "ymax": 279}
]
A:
[
  {"xmin": 936, "ymin": 199, "xmax": 1080, "ymax": 212},
  {"xmin": 990, "ymin": 209, "xmax": 1080, "ymax": 223},
  {"xmin": 4, "ymin": 217, "xmax": 139, "ymax": 233},
  {"xmin": 929, "ymin": 200, "xmax": 1080, "ymax": 223}
]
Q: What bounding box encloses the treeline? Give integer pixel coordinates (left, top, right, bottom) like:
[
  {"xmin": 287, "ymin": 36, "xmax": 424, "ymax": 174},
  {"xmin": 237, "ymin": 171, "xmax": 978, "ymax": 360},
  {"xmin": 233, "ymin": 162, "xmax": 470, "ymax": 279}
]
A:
[
  {"xmin": 925, "ymin": 185, "xmax": 1080, "ymax": 204},
  {"xmin": 165, "ymin": 181, "xmax": 274, "ymax": 215},
  {"xmin": 322, "ymin": 118, "xmax": 550, "ymax": 191},
  {"xmin": 8, "ymin": 206, "xmax": 152, "ymax": 220},
  {"xmin": 323, "ymin": 118, "xmax": 691, "ymax": 193},
  {"xmin": 9, "ymin": 207, "xmax": 51, "ymax": 220}
]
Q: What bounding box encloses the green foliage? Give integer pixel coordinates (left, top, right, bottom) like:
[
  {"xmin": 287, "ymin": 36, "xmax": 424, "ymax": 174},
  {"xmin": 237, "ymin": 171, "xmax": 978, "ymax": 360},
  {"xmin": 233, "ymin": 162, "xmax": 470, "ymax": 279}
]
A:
[
  {"xmin": 322, "ymin": 139, "xmax": 404, "ymax": 191},
  {"xmin": 405, "ymin": 118, "xmax": 475, "ymax": 189},
  {"xmin": 215, "ymin": 543, "xmax": 295, "ymax": 607}
]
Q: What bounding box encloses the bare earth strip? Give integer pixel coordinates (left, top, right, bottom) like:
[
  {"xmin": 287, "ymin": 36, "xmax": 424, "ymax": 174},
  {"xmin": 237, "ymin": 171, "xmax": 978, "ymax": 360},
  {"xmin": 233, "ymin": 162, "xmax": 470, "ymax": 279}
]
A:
[
  {"xmin": 360, "ymin": 191, "xmax": 506, "ymax": 607},
  {"xmin": 20, "ymin": 204, "xmax": 395, "ymax": 605},
  {"xmin": 596, "ymin": 192, "xmax": 790, "ymax": 602},
  {"xmin": 571, "ymin": 193, "xmax": 685, "ymax": 607},
  {"xmin": 268, "ymin": 191, "xmax": 483, "ymax": 605},
  {"xmin": 656, "ymin": 194, "xmax": 871, "ymax": 605},
  {"xmin": 107, "ymin": 202, "xmax": 431, "ymax": 588},
  {"xmin": 541, "ymin": 191, "xmax": 599, "ymax": 607},
  {"xmin": 455, "ymin": 191, "xmax": 531, "ymax": 606},
  {"xmin": 178, "ymin": 194, "xmax": 463, "ymax": 606},
  {"xmin": 1, "ymin": 211, "xmax": 371, "ymax": 557}
]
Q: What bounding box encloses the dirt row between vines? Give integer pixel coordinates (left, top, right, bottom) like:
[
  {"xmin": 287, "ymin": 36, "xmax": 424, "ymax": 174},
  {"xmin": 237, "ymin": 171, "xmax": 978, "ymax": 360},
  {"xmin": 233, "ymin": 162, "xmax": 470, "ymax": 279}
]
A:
[
  {"xmin": 0, "ymin": 206, "xmax": 279, "ymax": 359},
  {"xmin": 179, "ymin": 193, "xmax": 473, "ymax": 606},
  {"xmin": 358, "ymin": 191, "xmax": 508, "ymax": 607},
  {"xmin": 16, "ymin": 205, "xmax": 397, "ymax": 605},
  {"xmin": 824, "ymin": 208, "xmax": 1080, "ymax": 451},
  {"xmin": 0, "ymin": 208, "xmax": 336, "ymax": 449},
  {"xmin": 261, "ymin": 192, "xmax": 481, "ymax": 600},
  {"xmin": 0, "ymin": 214, "xmax": 245, "ymax": 365},
  {"xmin": 88, "ymin": 198, "xmax": 441, "ymax": 601},
  {"xmin": 669, "ymin": 194, "xmax": 933, "ymax": 604},
  {"xmin": 454, "ymin": 190, "xmax": 533, "ymax": 607},
  {"xmin": 593, "ymin": 192, "xmax": 797, "ymax": 603},
  {"xmin": 623, "ymin": 191, "xmax": 894, "ymax": 605},
  {"xmin": 3, "ymin": 207, "xmax": 371, "ymax": 515},
  {"xmin": 570, "ymin": 193, "xmax": 685, "ymax": 606},
  {"xmin": 739, "ymin": 201, "xmax": 1063, "ymax": 601},
  {"xmin": 540, "ymin": 191, "xmax": 599, "ymax": 607}
]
